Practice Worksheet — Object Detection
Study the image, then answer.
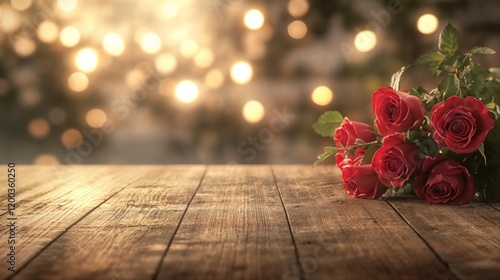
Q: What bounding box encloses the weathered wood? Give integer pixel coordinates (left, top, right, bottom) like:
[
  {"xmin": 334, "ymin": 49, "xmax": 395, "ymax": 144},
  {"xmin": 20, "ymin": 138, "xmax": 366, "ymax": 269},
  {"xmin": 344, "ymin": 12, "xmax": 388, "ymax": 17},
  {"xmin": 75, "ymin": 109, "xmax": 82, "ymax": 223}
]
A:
[
  {"xmin": 272, "ymin": 165, "xmax": 454, "ymax": 280},
  {"xmin": 157, "ymin": 165, "xmax": 299, "ymax": 280},
  {"xmin": 12, "ymin": 166, "xmax": 206, "ymax": 280},
  {"xmin": 388, "ymin": 198, "xmax": 500, "ymax": 279}
]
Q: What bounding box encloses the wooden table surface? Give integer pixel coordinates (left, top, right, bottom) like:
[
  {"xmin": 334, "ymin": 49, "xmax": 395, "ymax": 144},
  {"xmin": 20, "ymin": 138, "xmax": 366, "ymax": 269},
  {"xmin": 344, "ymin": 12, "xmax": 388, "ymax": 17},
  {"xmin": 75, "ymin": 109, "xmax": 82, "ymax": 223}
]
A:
[{"xmin": 1, "ymin": 165, "xmax": 499, "ymax": 280}]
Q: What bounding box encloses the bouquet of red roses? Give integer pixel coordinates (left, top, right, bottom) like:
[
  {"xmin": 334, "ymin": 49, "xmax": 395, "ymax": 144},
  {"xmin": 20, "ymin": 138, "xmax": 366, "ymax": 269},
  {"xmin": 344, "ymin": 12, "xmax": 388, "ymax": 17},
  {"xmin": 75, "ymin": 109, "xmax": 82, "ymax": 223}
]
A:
[{"xmin": 313, "ymin": 24, "xmax": 500, "ymax": 204}]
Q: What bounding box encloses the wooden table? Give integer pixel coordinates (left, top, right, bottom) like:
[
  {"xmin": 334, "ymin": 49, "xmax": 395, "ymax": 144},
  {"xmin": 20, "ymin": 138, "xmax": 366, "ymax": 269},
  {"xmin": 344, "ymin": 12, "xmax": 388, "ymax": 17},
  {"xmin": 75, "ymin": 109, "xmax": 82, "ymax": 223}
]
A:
[{"xmin": 1, "ymin": 165, "xmax": 499, "ymax": 280}]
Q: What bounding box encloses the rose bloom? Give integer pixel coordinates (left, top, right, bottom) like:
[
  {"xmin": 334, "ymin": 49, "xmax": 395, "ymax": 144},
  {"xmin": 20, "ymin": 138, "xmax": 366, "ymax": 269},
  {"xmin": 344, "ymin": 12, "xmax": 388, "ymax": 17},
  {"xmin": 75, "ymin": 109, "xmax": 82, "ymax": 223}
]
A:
[
  {"xmin": 333, "ymin": 118, "xmax": 376, "ymax": 148},
  {"xmin": 431, "ymin": 96, "xmax": 494, "ymax": 154},
  {"xmin": 342, "ymin": 163, "xmax": 389, "ymax": 199},
  {"xmin": 372, "ymin": 87, "xmax": 425, "ymax": 136},
  {"xmin": 414, "ymin": 155, "xmax": 475, "ymax": 204},
  {"xmin": 372, "ymin": 134, "xmax": 420, "ymax": 188},
  {"xmin": 336, "ymin": 148, "xmax": 365, "ymax": 171}
]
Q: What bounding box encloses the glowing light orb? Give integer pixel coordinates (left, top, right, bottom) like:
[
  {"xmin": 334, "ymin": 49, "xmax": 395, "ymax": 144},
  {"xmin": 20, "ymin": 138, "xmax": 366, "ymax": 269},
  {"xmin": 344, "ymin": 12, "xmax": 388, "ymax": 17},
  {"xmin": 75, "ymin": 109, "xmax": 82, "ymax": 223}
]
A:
[
  {"xmin": 417, "ymin": 14, "xmax": 439, "ymax": 34},
  {"xmin": 230, "ymin": 61, "xmax": 253, "ymax": 85},
  {"xmin": 175, "ymin": 80, "xmax": 199, "ymax": 103},
  {"xmin": 75, "ymin": 48, "xmax": 98, "ymax": 73},
  {"xmin": 140, "ymin": 32, "xmax": 161, "ymax": 54},
  {"xmin": 86, "ymin": 109, "xmax": 107, "ymax": 128},
  {"xmin": 354, "ymin": 31, "xmax": 377, "ymax": 52},
  {"xmin": 311, "ymin": 86, "xmax": 333, "ymax": 106},
  {"xmin": 60, "ymin": 26, "xmax": 80, "ymax": 47},
  {"xmin": 288, "ymin": 20, "xmax": 307, "ymax": 39},
  {"xmin": 244, "ymin": 9, "xmax": 265, "ymax": 30},
  {"xmin": 37, "ymin": 21, "xmax": 59, "ymax": 43},
  {"xmin": 242, "ymin": 101, "xmax": 265, "ymax": 123},
  {"xmin": 68, "ymin": 72, "xmax": 89, "ymax": 92},
  {"xmin": 155, "ymin": 53, "xmax": 177, "ymax": 74},
  {"xmin": 102, "ymin": 33, "xmax": 125, "ymax": 56}
]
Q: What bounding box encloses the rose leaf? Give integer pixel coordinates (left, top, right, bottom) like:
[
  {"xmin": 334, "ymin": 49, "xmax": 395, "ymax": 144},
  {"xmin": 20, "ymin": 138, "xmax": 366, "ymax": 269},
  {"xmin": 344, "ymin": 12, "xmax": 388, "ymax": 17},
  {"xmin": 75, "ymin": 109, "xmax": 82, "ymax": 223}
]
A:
[
  {"xmin": 314, "ymin": 146, "xmax": 338, "ymax": 166},
  {"xmin": 439, "ymin": 23, "xmax": 460, "ymax": 55},
  {"xmin": 390, "ymin": 66, "xmax": 407, "ymax": 91},
  {"xmin": 312, "ymin": 111, "xmax": 344, "ymax": 137}
]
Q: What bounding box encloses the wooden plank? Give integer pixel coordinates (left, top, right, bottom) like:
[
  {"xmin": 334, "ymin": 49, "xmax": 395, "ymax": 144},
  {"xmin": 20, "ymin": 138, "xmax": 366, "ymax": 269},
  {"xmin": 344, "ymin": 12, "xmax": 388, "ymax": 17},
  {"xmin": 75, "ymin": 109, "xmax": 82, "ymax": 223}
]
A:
[
  {"xmin": 12, "ymin": 165, "xmax": 206, "ymax": 280},
  {"xmin": 157, "ymin": 165, "xmax": 299, "ymax": 279},
  {"xmin": 272, "ymin": 165, "xmax": 454, "ymax": 279},
  {"xmin": 388, "ymin": 199, "xmax": 500, "ymax": 279},
  {"xmin": 0, "ymin": 166, "xmax": 134, "ymax": 279}
]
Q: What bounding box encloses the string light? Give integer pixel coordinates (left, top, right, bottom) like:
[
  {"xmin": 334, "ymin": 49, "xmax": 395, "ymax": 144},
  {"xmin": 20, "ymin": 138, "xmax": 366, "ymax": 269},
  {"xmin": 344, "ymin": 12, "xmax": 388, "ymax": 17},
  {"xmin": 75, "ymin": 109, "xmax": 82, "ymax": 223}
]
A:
[
  {"xmin": 37, "ymin": 21, "xmax": 59, "ymax": 43},
  {"xmin": 57, "ymin": 0, "xmax": 77, "ymax": 12},
  {"xmin": 205, "ymin": 69, "xmax": 225, "ymax": 89},
  {"xmin": 11, "ymin": 0, "xmax": 33, "ymax": 11},
  {"xmin": 75, "ymin": 48, "xmax": 98, "ymax": 73},
  {"xmin": 242, "ymin": 101, "xmax": 265, "ymax": 123},
  {"xmin": 175, "ymin": 80, "xmax": 199, "ymax": 103},
  {"xmin": 140, "ymin": 32, "xmax": 161, "ymax": 54},
  {"xmin": 231, "ymin": 61, "xmax": 253, "ymax": 84},
  {"xmin": 60, "ymin": 26, "xmax": 80, "ymax": 47},
  {"xmin": 102, "ymin": 33, "xmax": 125, "ymax": 56},
  {"xmin": 28, "ymin": 118, "xmax": 50, "ymax": 139},
  {"xmin": 244, "ymin": 9, "xmax": 265, "ymax": 30},
  {"xmin": 86, "ymin": 109, "xmax": 107, "ymax": 128},
  {"xmin": 287, "ymin": 0, "xmax": 309, "ymax": 17},
  {"xmin": 311, "ymin": 86, "xmax": 333, "ymax": 106},
  {"xmin": 155, "ymin": 53, "xmax": 177, "ymax": 74},
  {"xmin": 68, "ymin": 72, "xmax": 89, "ymax": 92},
  {"xmin": 354, "ymin": 31, "xmax": 377, "ymax": 52},
  {"xmin": 288, "ymin": 20, "xmax": 307, "ymax": 39},
  {"xmin": 417, "ymin": 14, "xmax": 439, "ymax": 34},
  {"xmin": 61, "ymin": 129, "xmax": 83, "ymax": 148}
]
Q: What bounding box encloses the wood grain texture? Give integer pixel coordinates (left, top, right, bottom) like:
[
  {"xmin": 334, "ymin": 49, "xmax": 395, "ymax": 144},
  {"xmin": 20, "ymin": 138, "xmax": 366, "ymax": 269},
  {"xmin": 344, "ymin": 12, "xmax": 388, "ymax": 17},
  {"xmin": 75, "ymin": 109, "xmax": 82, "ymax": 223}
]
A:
[
  {"xmin": 13, "ymin": 165, "xmax": 206, "ymax": 280},
  {"xmin": 388, "ymin": 199, "xmax": 500, "ymax": 279},
  {"xmin": 272, "ymin": 165, "xmax": 454, "ymax": 280},
  {"xmin": 157, "ymin": 165, "xmax": 299, "ymax": 280}
]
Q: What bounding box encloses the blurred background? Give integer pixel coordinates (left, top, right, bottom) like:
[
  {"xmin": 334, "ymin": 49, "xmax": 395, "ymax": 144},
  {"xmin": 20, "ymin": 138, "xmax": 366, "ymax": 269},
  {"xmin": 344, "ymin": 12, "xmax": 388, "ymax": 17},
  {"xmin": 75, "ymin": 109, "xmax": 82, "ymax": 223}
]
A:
[{"xmin": 0, "ymin": 0, "xmax": 499, "ymax": 164}]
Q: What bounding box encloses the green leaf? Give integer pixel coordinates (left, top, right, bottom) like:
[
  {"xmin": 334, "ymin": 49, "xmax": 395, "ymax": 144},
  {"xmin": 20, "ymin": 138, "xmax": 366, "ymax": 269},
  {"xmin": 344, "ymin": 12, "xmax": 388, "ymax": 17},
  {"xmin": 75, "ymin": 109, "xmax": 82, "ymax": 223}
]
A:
[
  {"xmin": 478, "ymin": 143, "xmax": 487, "ymax": 165},
  {"xmin": 360, "ymin": 143, "xmax": 380, "ymax": 165},
  {"xmin": 438, "ymin": 52, "xmax": 469, "ymax": 73},
  {"xmin": 314, "ymin": 146, "xmax": 338, "ymax": 166},
  {"xmin": 312, "ymin": 111, "xmax": 344, "ymax": 137},
  {"xmin": 419, "ymin": 137, "xmax": 439, "ymax": 158},
  {"xmin": 466, "ymin": 71, "xmax": 485, "ymax": 95},
  {"xmin": 439, "ymin": 23, "xmax": 460, "ymax": 55},
  {"xmin": 438, "ymin": 75, "xmax": 460, "ymax": 99},
  {"xmin": 414, "ymin": 52, "xmax": 445, "ymax": 68},
  {"xmin": 410, "ymin": 87, "xmax": 427, "ymax": 98},
  {"xmin": 474, "ymin": 166, "xmax": 500, "ymax": 202},
  {"xmin": 470, "ymin": 46, "xmax": 496, "ymax": 55},
  {"xmin": 390, "ymin": 66, "xmax": 407, "ymax": 91}
]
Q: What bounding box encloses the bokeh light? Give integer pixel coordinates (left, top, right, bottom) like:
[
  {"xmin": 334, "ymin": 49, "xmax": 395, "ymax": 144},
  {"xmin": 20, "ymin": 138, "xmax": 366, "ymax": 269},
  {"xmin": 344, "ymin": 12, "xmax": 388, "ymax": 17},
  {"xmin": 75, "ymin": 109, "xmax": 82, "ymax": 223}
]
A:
[
  {"xmin": 180, "ymin": 39, "xmax": 199, "ymax": 58},
  {"xmin": 75, "ymin": 48, "xmax": 98, "ymax": 73},
  {"xmin": 159, "ymin": 1, "xmax": 180, "ymax": 18},
  {"xmin": 61, "ymin": 129, "xmax": 83, "ymax": 148},
  {"xmin": 140, "ymin": 32, "xmax": 161, "ymax": 54},
  {"xmin": 354, "ymin": 30, "xmax": 377, "ymax": 52},
  {"xmin": 155, "ymin": 53, "xmax": 177, "ymax": 74},
  {"xmin": 194, "ymin": 49, "xmax": 214, "ymax": 69},
  {"xmin": 37, "ymin": 21, "xmax": 59, "ymax": 43},
  {"xmin": 205, "ymin": 69, "xmax": 225, "ymax": 89},
  {"xmin": 102, "ymin": 33, "xmax": 125, "ymax": 56},
  {"xmin": 28, "ymin": 118, "xmax": 50, "ymax": 139},
  {"xmin": 60, "ymin": 26, "xmax": 81, "ymax": 47},
  {"xmin": 11, "ymin": 0, "xmax": 33, "ymax": 11},
  {"xmin": 68, "ymin": 72, "xmax": 89, "ymax": 92},
  {"xmin": 33, "ymin": 154, "xmax": 60, "ymax": 165},
  {"xmin": 288, "ymin": 0, "xmax": 309, "ymax": 17},
  {"xmin": 242, "ymin": 101, "xmax": 265, "ymax": 123},
  {"xmin": 58, "ymin": 0, "xmax": 77, "ymax": 12},
  {"xmin": 288, "ymin": 20, "xmax": 307, "ymax": 39},
  {"xmin": 417, "ymin": 14, "xmax": 439, "ymax": 34},
  {"xmin": 175, "ymin": 80, "xmax": 199, "ymax": 103},
  {"xmin": 86, "ymin": 109, "xmax": 107, "ymax": 128},
  {"xmin": 13, "ymin": 37, "xmax": 36, "ymax": 57},
  {"xmin": 231, "ymin": 61, "xmax": 253, "ymax": 84},
  {"xmin": 244, "ymin": 9, "xmax": 265, "ymax": 30},
  {"xmin": 311, "ymin": 86, "xmax": 333, "ymax": 106}
]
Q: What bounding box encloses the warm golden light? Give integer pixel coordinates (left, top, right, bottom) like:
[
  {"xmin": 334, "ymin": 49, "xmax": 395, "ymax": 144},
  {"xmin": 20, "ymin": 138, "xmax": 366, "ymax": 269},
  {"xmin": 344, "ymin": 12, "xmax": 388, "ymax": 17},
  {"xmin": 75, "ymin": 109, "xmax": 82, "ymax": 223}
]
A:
[
  {"xmin": 159, "ymin": 1, "xmax": 180, "ymax": 18},
  {"xmin": 75, "ymin": 48, "xmax": 98, "ymax": 73},
  {"xmin": 86, "ymin": 109, "xmax": 107, "ymax": 128},
  {"xmin": 244, "ymin": 9, "xmax": 265, "ymax": 30},
  {"xmin": 60, "ymin": 26, "xmax": 80, "ymax": 47},
  {"xmin": 125, "ymin": 69, "xmax": 146, "ymax": 87},
  {"xmin": 175, "ymin": 80, "xmax": 199, "ymax": 103},
  {"xmin": 140, "ymin": 32, "xmax": 161, "ymax": 54},
  {"xmin": 13, "ymin": 37, "xmax": 36, "ymax": 57},
  {"xmin": 28, "ymin": 118, "xmax": 50, "ymax": 139},
  {"xmin": 354, "ymin": 30, "xmax": 377, "ymax": 52},
  {"xmin": 242, "ymin": 101, "xmax": 265, "ymax": 123},
  {"xmin": 11, "ymin": 0, "xmax": 33, "ymax": 11},
  {"xmin": 68, "ymin": 72, "xmax": 89, "ymax": 92},
  {"xmin": 194, "ymin": 49, "xmax": 214, "ymax": 69},
  {"xmin": 57, "ymin": 0, "xmax": 77, "ymax": 12},
  {"xmin": 417, "ymin": 14, "xmax": 439, "ymax": 34},
  {"xmin": 288, "ymin": 20, "xmax": 307, "ymax": 39},
  {"xmin": 205, "ymin": 69, "xmax": 225, "ymax": 89},
  {"xmin": 33, "ymin": 154, "xmax": 60, "ymax": 165},
  {"xmin": 311, "ymin": 86, "xmax": 333, "ymax": 106},
  {"xmin": 1, "ymin": 8, "xmax": 22, "ymax": 33},
  {"xmin": 155, "ymin": 53, "xmax": 177, "ymax": 74},
  {"xmin": 231, "ymin": 61, "xmax": 253, "ymax": 84},
  {"xmin": 180, "ymin": 39, "xmax": 199, "ymax": 58},
  {"xmin": 287, "ymin": 0, "xmax": 309, "ymax": 17},
  {"xmin": 37, "ymin": 21, "xmax": 59, "ymax": 43},
  {"xmin": 102, "ymin": 33, "xmax": 125, "ymax": 56},
  {"xmin": 61, "ymin": 129, "xmax": 83, "ymax": 148}
]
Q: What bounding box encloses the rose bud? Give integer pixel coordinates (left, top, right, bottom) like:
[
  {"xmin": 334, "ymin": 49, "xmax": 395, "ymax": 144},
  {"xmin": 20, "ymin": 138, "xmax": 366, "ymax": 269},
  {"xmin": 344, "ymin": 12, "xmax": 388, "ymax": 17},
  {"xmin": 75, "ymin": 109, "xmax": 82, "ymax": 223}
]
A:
[
  {"xmin": 414, "ymin": 155, "xmax": 475, "ymax": 205},
  {"xmin": 372, "ymin": 134, "xmax": 420, "ymax": 188},
  {"xmin": 372, "ymin": 87, "xmax": 425, "ymax": 136},
  {"xmin": 333, "ymin": 118, "xmax": 376, "ymax": 148},
  {"xmin": 431, "ymin": 96, "xmax": 494, "ymax": 154},
  {"xmin": 342, "ymin": 164, "xmax": 389, "ymax": 199}
]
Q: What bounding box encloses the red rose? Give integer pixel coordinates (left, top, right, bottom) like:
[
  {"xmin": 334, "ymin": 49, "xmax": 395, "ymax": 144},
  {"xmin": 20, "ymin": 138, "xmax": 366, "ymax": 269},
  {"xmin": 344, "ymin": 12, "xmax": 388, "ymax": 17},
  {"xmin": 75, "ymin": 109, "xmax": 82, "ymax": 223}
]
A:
[
  {"xmin": 372, "ymin": 87, "xmax": 425, "ymax": 136},
  {"xmin": 431, "ymin": 96, "xmax": 494, "ymax": 154},
  {"xmin": 414, "ymin": 155, "xmax": 475, "ymax": 204},
  {"xmin": 342, "ymin": 163, "xmax": 388, "ymax": 199},
  {"xmin": 372, "ymin": 134, "xmax": 420, "ymax": 188},
  {"xmin": 336, "ymin": 148, "xmax": 365, "ymax": 171},
  {"xmin": 334, "ymin": 118, "xmax": 376, "ymax": 148}
]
